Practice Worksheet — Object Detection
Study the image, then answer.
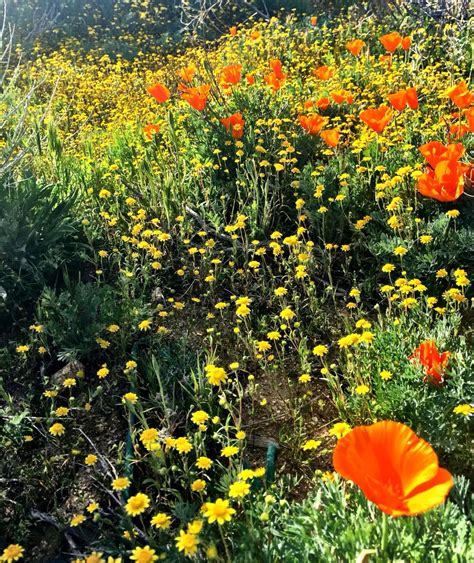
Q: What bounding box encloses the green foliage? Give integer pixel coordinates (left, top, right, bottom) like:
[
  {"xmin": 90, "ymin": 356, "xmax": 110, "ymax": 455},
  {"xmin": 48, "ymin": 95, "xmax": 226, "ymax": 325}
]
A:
[
  {"xmin": 1, "ymin": 3, "xmax": 473, "ymax": 560},
  {"xmin": 37, "ymin": 281, "xmax": 119, "ymax": 361},
  {"xmin": 7, "ymin": 0, "xmax": 179, "ymax": 57},
  {"xmin": 0, "ymin": 178, "xmax": 85, "ymax": 326},
  {"xmin": 7, "ymin": 0, "xmax": 317, "ymax": 58},
  {"xmin": 365, "ymin": 203, "xmax": 474, "ymax": 288},
  {"xmin": 333, "ymin": 310, "xmax": 474, "ymax": 472},
  {"xmin": 256, "ymin": 476, "xmax": 474, "ymax": 562}
]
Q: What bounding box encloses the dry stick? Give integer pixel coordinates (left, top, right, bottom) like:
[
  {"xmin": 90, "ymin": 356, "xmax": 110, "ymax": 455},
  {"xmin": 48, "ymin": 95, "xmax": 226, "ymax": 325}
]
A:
[
  {"xmin": 77, "ymin": 428, "xmax": 118, "ymax": 478},
  {"xmin": 242, "ymin": 0, "xmax": 271, "ymax": 20},
  {"xmin": 180, "ymin": 0, "xmax": 226, "ymax": 34},
  {"xmin": 63, "ymin": 534, "xmax": 79, "ymax": 556},
  {"xmin": 76, "ymin": 433, "xmax": 150, "ymax": 542},
  {"xmin": 30, "ymin": 509, "xmax": 60, "ymax": 527},
  {"xmin": 29, "ymin": 510, "xmax": 79, "ymax": 559},
  {"xmin": 184, "ymin": 205, "xmax": 235, "ymax": 244},
  {"xmin": 88, "ymin": 474, "xmax": 149, "ymax": 542},
  {"xmin": 0, "ymin": 20, "xmax": 14, "ymax": 88},
  {"xmin": 1, "ymin": 54, "xmax": 54, "ymax": 177},
  {"xmin": 23, "ymin": 1, "xmax": 61, "ymax": 44}
]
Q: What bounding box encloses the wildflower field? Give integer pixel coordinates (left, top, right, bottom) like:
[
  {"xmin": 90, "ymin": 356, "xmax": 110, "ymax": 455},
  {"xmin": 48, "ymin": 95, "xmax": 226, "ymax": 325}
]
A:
[{"xmin": 1, "ymin": 0, "xmax": 473, "ymax": 561}]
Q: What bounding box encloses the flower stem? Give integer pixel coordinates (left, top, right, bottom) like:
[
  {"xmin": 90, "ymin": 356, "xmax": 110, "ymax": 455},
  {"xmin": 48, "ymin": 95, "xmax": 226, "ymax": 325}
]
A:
[
  {"xmin": 219, "ymin": 523, "xmax": 231, "ymax": 562},
  {"xmin": 380, "ymin": 511, "xmax": 389, "ymax": 559}
]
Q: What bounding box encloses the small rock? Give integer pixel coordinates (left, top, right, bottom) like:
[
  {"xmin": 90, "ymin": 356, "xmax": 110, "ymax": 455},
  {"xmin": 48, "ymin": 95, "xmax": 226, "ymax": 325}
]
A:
[{"xmin": 50, "ymin": 360, "xmax": 84, "ymax": 386}]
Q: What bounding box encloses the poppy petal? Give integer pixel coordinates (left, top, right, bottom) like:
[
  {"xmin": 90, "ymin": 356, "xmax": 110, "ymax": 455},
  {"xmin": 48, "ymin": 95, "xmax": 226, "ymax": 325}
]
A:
[
  {"xmin": 405, "ymin": 468, "xmax": 454, "ymax": 515},
  {"xmin": 333, "ymin": 421, "xmax": 452, "ymax": 517}
]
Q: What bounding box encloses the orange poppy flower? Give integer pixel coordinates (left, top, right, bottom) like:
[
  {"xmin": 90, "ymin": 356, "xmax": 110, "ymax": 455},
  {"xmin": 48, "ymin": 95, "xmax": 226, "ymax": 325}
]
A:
[
  {"xmin": 359, "ymin": 105, "xmax": 392, "ymax": 133},
  {"xmin": 250, "ymin": 30, "xmax": 261, "ymax": 41},
  {"xmin": 388, "ymin": 88, "xmax": 418, "ymax": 111},
  {"xmin": 313, "ymin": 65, "xmax": 335, "ymax": 80},
  {"xmin": 419, "ymin": 141, "xmax": 464, "ymax": 169},
  {"xmin": 143, "ymin": 124, "xmax": 160, "ymax": 141},
  {"xmin": 310, "ymin": 16, "xmax": 317, "ymax": 27},
  {"xmin": 333, "ymin": 420, "xmax": 453, "ymax": 517},
  {"xmin": 181, "ymin": 84, "xmax": 210, "ymax": 111},
  {"xmin": 417, "ymin": 160, "xmax": 466, "ymax": 202},
  {"xmin": 316, "ymin": 97, "xmax": 330, "ymax": 110},
  {"xmin": 379, "ymin": 31, "xmax": 402, "ymax": 52},
  {"xmin": 298, "ymin": 114, "xmax": 329, "ymax": 135},
  {"xmin": 346, "ymin": 39, "xmax": 365, "ymax": 56},
  {"xmin": 220, "ymin": 112, "xmax": 245, "ymax": 139},
  {"xmin": 449, "ymin": 123, "xmax": 468, "ymax": 139},
  {"xmin": 410, "ymin": 340, "xmax": 451, "ymax": 385},
  {"xmin": 418, "ymin": 140, "xmax": 466, "ymax": 201},
  {"xmin": 401, "ymin": 36, "xmax": 412, "ymax": 50},
  {"xmin": 388, "ymin": 90, "xmax": 407, "ymax": 111},
  {"xmin": 451, "ymin": 124, "xmax": 469, "ymax": 139},
  {"xmin": 220, "ymin": 64, "xmax": 242, "ymax": 88},
  {"xmin": 229, "ymin": 26, "xmax": 237, "ymax": 36},
  {"xmin": 405, "ymin": 87, "xmax": 419, "ymax": 109},
  {"xmin": 446, "ymin": 80, "xmax": 474, "ymax": 109},
  {"xmin": 331, "ymin": 89, "xmax": 353, "ymax": 104},
  {"xmin": 246, "ymin": 73, "xmax": 255, "ymax": 85},
  {"xmin": 270, "ymin": 59, "xmax": 285, "ymax": 80},
  {"xmin": 320, "ymin": 128, "xmax": 340, "ymax": 147},
  {"xmin": 417, "ymin": 159, "xmax": 466, "ymax": 202},
  {"xmin": 464, "ymin": 107, "xmax": 474, "ymax": 132},
  {"xmin": 264, "ymin": 73, "xmax": 284, "ymax": 92},
  {"xmin": 147, "ymin": 82, "xmax": 170, "ymax": 103},
  {"xmin": 263, "ymin": 59, "xmax": 287, "ymax": 91},
  {"xmin": 177, "ymin": 65, "xmax": 196, "ymax": 83}
]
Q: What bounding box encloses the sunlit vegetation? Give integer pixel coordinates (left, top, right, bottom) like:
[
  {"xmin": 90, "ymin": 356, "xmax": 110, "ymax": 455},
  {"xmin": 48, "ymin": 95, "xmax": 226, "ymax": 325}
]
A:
[{"xmin": 1, "ymin": 2, "xmax": 473, "ymax": 561}]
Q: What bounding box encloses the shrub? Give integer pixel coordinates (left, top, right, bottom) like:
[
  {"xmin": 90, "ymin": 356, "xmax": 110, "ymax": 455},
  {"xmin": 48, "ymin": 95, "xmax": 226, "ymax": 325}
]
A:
[
  {"xmin": 259, "ymin": 476, "xmax": 474, "ymax": 562},
  {"xmin": 0, "ymin": 178, "xmax": 84, "ymax": 326}
]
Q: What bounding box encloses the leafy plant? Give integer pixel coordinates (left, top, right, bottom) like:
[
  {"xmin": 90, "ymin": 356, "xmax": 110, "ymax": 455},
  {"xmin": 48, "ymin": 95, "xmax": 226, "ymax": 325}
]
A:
[
  {"xmin": 245, "ymin": 476, "xmax": 474, "ymax": 562},
  {"xmin": 0, "ymin": 178, "xmax": 85, "ymax": 326},
  {"xmin": 333, "ymin": 310, "xmax": 474, "ymax": 475}
]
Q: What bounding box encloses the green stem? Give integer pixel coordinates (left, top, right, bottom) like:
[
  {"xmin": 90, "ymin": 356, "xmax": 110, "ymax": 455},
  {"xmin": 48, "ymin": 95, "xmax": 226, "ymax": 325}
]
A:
[
  {"xmin": 381, "ymin": 511, "xmax": 389, "ymax": 559},
  {"xmin": 219, "ymin": 524, "xmax": 231, "ymax": 562}
]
